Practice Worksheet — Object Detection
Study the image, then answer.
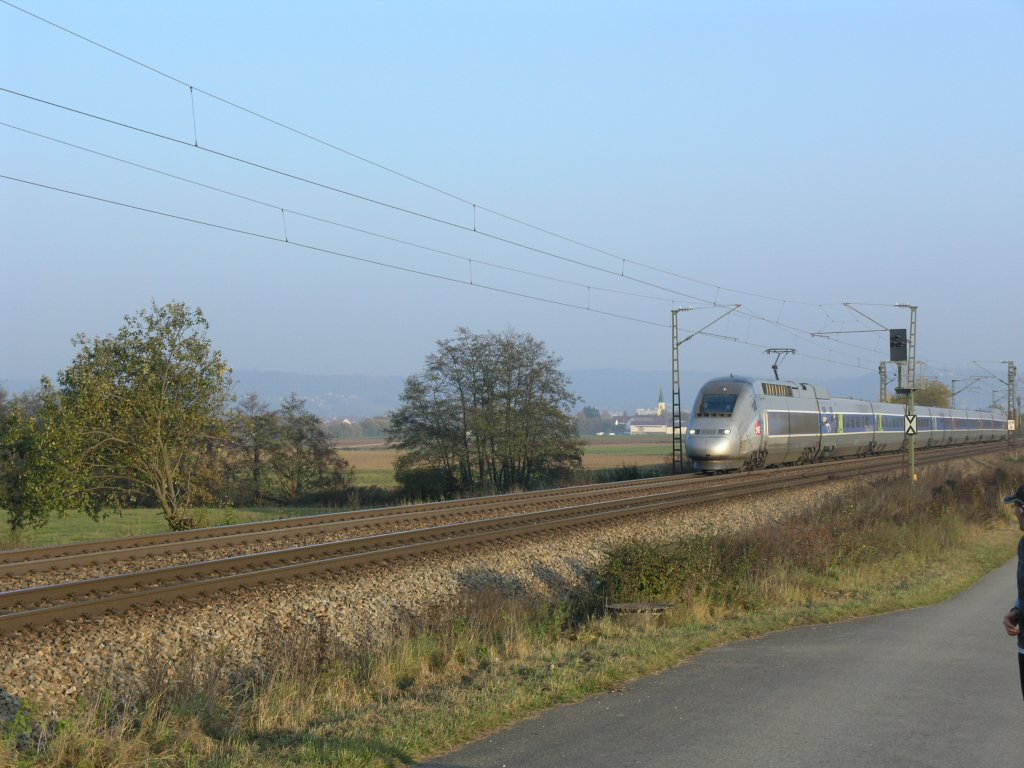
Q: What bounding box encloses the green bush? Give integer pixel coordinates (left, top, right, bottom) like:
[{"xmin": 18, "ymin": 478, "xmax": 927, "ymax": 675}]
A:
[{"xmin": 599, "ymin": 466, "xmax": 1013, "ymax": 610}]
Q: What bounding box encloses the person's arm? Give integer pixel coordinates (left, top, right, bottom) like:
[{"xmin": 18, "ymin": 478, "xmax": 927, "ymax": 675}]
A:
[{"xmin": 1005, "ymin": 603, "xmax": 1022, "ymax": 637}]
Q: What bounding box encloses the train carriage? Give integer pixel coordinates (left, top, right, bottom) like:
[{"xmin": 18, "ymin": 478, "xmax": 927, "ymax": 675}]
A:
[{"xmin": 684, "ymin": 375, "xmax": 1007, "ymax": 472}]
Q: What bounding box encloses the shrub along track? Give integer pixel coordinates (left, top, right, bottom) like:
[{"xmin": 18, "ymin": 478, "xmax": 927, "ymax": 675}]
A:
[{"xmin": 0, "ymin": 442, "xmax": 1007, "ymax": 637}]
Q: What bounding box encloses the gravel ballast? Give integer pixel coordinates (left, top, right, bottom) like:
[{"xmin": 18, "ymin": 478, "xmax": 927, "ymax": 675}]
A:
[{"xmin": 0, "ymin": 464, "xmax": 982, "ymax": 719}]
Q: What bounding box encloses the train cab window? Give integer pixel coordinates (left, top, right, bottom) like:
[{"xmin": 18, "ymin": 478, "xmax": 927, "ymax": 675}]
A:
[{"xmin": 697, "ymin": 393, "xmax": 738, "ymax": 417}]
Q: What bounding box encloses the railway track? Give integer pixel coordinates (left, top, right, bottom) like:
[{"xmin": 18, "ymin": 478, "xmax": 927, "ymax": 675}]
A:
[
  {"xmin": 0, "ymin": 473, "xmax": 702, "ymax": 570},
  {"xmin": 0, "ymin": 441, "xmax": 1007, "ymax": 636},
  {"xmin": 0, "ymin": 473, "xmax": 734, "ymax": 592}
]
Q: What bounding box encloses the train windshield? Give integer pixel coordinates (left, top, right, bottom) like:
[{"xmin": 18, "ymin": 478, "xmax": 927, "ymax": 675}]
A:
[{"xmin": 697, "ymin": 393, "xmax": 738, "ymax": 417}]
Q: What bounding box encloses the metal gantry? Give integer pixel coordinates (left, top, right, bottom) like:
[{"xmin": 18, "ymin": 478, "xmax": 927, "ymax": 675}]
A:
[
  {"xmin": 1004, "ymin": 361, "xmax": 1018, "ymax": 440},
  {"xmin": 671, "ymin": 308, "xmax": 688, "ymax": 474},
  {"xmin": 835, "ymin": 302, "xmax": 919, "ymax": 486},
  {"xmin": 974, "ymin": 359, "xmax": 1019, "ymax": 440},
  {"xmin": 670, "ymin": 305, "xmax": 741, "ymax": 474},
  {"xmin": 895, "ymin": 303, "xmax": 918, "ymax": 484}
]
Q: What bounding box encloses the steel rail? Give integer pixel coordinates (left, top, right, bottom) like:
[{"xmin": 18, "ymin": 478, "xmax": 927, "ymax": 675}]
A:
[
  {"xmin": 0, "ymin": 463, "xmax": 871, "ymax": 634},
  {"xmin": 0, "ymin": 442, "xmax": 1005, "ymax": 578},
  {"xmin": 0, "ymin": 440, "xmax": 1005, "ymax": 635},
  {"xmin": 0, "ymin": 480, "xmax": 782, "ymax": 613},
  {"xmin": 0, "ymin": 472, "xmax": 701, "ymax": 567},
  {"xmin": 0, "ymin": 451, "xmax": 913, "ymax": 577}
]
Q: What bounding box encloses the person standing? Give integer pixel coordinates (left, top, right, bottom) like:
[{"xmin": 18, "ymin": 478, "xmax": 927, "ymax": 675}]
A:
[{"xmin": 1003, "ymin": 484, "xmax": 1024, "ymax": 701}]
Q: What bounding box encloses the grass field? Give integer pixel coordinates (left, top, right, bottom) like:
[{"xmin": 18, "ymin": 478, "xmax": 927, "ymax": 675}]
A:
[
  {"xmin": 0, "ymin": 436, "xmax": 675, "ymax": 549},
  {"xmin": 0, "ymin": 507, "xmax": 313, "ymax": 551},
  {"xmin": 334, "ymin": 438, "xmax": 399, "ymax": 488},
  {"xmin": 580, "ymin": 434, "xmax": 673, "ymax": 469}
]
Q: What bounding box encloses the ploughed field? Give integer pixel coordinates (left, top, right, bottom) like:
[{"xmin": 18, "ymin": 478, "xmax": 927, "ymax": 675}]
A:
[{"xmin": 334, "ymin": 435, "xmax": 673, "ymax": 487}]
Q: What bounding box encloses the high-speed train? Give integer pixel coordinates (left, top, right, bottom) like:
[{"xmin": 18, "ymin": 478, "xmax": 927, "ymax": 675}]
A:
[{"xmin": 685, "ymin": 375, "xmax": 1008, "ymax": 472}]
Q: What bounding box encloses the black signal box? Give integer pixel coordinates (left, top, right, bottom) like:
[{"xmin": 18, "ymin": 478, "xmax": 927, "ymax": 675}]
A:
[{"xmin": 889, "ymin": 329, "xmax": 908, "ymax": 362}]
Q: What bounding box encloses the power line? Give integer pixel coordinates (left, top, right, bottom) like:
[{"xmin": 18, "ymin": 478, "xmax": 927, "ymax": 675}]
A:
[
  {"xmin": 0, "ymin": 86, "xmax": 694, "ymax": 301},
  {"xmin": 0, "ymin": 121, "xmax": 689, "ymax": 308},
  {"xmin": 0, "ymin": 123, "xmax": 881, "ymax": 372},
  {"xmin": 0, "ymin": 5, "xmax": 940, "ymax": 373},
  {"xmin": 0, "ymin": 0, "xmax": 852, "ymax": 312},
  {"xmin": 1, "ymin": 171, "xmax": 888, "ymax": 373},
  {"xmin": 1, "ymin": 85, "xmax": 876, "ymax": 366},
  {"xmin": 0, "ymin": 172, "xmax": 673, "ymax": 329}
]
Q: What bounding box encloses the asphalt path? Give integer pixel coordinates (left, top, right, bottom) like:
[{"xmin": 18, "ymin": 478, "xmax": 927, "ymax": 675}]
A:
[{"xmin": 420, "ymin": 560, "xmax": 1022, "ymax": 767}]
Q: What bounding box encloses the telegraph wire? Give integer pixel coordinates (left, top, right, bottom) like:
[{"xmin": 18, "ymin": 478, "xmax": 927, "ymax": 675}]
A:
[
  {"xmin": 0, "ymin": 121, "xmax": 691, "ymax": 308},
  {"xmin": 0, "ymin": 86, "xmax": 692, "ymax": 301},
  {"xmin": 0, "ymin": 172, "xmax": 880, "ymax": 372},
  {"xmin": 1, "ymin": 0, "xmax": 852, "ymax": 311},
  {"xmin": 0, "ymin": 5, "xmax": 913, "ymax": 369},
  {"xmin": 0, "ymin": 173, "xmax": 672, "ymax": 329}
]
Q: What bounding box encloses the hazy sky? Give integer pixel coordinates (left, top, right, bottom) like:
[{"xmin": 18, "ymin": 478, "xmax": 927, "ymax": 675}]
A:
[{"xmin": 2, "ymin": 1, "xmax": 1021, "ymax": 403}]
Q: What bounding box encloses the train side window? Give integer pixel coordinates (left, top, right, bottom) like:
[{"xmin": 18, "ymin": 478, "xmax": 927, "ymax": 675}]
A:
[{"xmin": 767, "ymin": 411, "xmax": 789, "ymax": 434}]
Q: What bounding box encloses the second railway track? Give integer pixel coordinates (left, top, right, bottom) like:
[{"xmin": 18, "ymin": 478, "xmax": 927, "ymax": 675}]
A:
[{"xmin": 0, "ymin": 442, "xmax": 1007, "ymax": 636}]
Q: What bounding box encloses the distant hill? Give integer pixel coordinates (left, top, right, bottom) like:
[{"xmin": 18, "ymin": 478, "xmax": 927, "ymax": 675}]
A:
[
  {"xmin": 231, "ymin": 368, "xmax": 683, "ymax": 420},
  {"xmin": 566, "ymin": 369, "xmax": 674, "ymax": 414},
  {"xmin": 231, "ymin": 370, "xmax": 405, "ymax": 420},
  {"xmin": 2, "ymin": 368, "xmax": 897, "ymax": 422},
  {"xmin": 232, "ymin": 368, "xmax": 885, "ymax": 420},
  {"xmin": 566, "ymin": 369, "xmax": 881, "ymax": 415}
]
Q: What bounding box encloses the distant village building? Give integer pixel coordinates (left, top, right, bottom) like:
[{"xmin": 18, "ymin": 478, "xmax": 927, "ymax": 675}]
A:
[{"xmin": 617, "ymin": 390, "xmax": 672, "ymax": 435}]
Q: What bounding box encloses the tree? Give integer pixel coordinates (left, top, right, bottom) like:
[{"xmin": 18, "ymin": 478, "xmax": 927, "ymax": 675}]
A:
[
  {"xmin": 11, "ymin": 302, "xmax": 233, "ymax": 530},
  {"xmin": 892, "ymin": 380, "xmax": 952, "ymax": 408},
  {"xmin": 227, "ymin": 392, "xmax": 278, "ymax": 505},
  {"xmin": 389, "ymin": 327, "xmax": 583, "ymax": 495},
  {"xmin": 576, "ymin": 406, "xmax": 615, "ymax": 435},
  {"xmin": 265, "ymin": 393, "xmax": 353, "ymax": 504},
  {"xmin": 0, "ymin": 387, "xmax": 45, "ymax": 519}
]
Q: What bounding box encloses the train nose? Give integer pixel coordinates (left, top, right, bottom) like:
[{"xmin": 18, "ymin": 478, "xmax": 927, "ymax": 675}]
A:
[{"xmin": 685, "ymin": 434, "xmax": 735, "ymax": 460}]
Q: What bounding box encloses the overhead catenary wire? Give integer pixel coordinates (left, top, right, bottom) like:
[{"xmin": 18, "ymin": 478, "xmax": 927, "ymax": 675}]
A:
[
  {"xmin": 0, "ymin": 116, "xmax": 888, "ymax": 373},
  {"xmin": 1, "ymin": 0, "xmax": 845, "ymax": 312},
  {"xmin": 0, "ymin": 171, "xmax": 878, "ymax": 372},
  {"xmin": 0, "ymin": 121, "xmax": 691, "ymax": 308},
  {"xmin": 0, "ymin": 105, "xmax": 899, "ymax": 372},
  {"xmin": 0, "ymin": 85, "xmax": 884, "ymax": 368},
  {"xmin": 2, "ymin": 1, "xmax": 968, "ymax": 375},
  {"xmin": 0, "ymin": 173, "xmax": 670, "ymax": 329},
  {"xmin": 0, "ymin": 86, "xmax": 704, "ymax": 304}
]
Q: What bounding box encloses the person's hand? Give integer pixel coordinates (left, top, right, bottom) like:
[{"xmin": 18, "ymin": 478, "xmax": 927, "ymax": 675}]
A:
[{"xmin": 1005, "ymin": 609, "xmax": 1022, "ymax": 637}]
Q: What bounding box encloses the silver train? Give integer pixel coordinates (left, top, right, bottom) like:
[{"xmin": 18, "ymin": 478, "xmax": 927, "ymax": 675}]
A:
[{"xmin": 685, "ymin": 375, "xmax": 1008, "ymax": 472}]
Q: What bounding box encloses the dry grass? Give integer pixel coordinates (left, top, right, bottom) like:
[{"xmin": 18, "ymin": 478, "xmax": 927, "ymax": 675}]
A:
[{"xmin": 5, "ymin": 454, "xmax": 1021, "ymax": 768}]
